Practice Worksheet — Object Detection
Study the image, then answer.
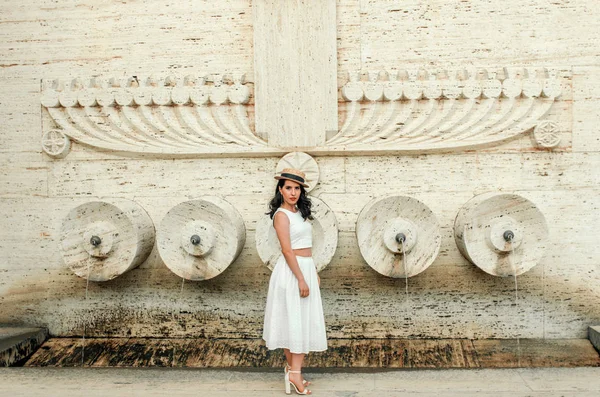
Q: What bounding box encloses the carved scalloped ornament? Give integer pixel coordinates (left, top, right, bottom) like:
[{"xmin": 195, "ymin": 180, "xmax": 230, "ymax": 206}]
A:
[
  {"xmin": 41, "ymin": 73, "xmax": 267, "ymax": 157},
  {"xmin": 41, "ymin": 67, "xmax": 566, "ymax": 158},
  {"xmin": 330, "ymin": 67, "xmax": 563, "ymax": 152}
]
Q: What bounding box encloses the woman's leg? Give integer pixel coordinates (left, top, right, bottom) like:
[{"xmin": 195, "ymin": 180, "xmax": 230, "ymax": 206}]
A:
[
  {"xmin": 289, "ymin": 352, "xmax": 309, "ymax": 392},
  {"xmin": 284, "ymin": 348, "xmax": 292, "ymax": 369},
  {"xmin": 286, "ymin": 348, "xmax": 311, "ymax": 386}
]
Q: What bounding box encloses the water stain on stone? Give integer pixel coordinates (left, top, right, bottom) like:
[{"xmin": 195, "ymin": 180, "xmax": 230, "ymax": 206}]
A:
[{"xmin": 24, "ymin": 337, "xmax": 600, "ymax": 368}]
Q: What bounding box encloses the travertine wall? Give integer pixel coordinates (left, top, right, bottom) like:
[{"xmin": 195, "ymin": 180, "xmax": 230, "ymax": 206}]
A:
[{"xmin": 1, "ymin": 0, "xmax": 599, "ymax": 340}]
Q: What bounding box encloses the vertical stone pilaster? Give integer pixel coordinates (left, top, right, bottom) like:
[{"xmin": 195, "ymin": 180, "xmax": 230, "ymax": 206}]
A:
[{"xmin": 253, "ymin": 0, "xmax": 338, "ymax": 147}]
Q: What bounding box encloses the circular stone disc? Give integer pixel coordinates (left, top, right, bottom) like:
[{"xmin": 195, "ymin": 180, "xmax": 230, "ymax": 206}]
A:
[
  {"xmin": 255, "ymin": 197, "xmax": 338, "ymax": 272},
  {"xmin": 275, "ymin": 152, "xmax": 319, "ymax": 192},
  {"xmin": 356, "ymin": 195, "xmax": 441, "ymax": 278},
  {"xmin": 157, "ymin": 197, "xmax": 246, "ymax": 281},
  {"xmin": 454, "ymin": 193, "xmax": 549, "ymax": 277},
  {"xmin": 60, "ymin": 200, "xmax": 155, "ymax": 282}
]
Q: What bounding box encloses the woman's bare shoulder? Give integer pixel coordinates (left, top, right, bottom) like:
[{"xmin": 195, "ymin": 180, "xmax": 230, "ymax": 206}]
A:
[{"xmin": 273, "ymin": 210, "xmax": 290, "ymax": 223}]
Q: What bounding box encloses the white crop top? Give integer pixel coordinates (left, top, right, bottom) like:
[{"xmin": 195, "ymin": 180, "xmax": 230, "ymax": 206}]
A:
[{"xmin": 274, "ymin": 208, "xmax": 313, "ymax": 249}]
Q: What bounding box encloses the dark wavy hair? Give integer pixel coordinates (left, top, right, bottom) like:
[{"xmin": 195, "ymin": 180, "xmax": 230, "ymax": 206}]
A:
[{"xmin": 267, "ymin": 179, "xmax": 313, "ymax": 220}]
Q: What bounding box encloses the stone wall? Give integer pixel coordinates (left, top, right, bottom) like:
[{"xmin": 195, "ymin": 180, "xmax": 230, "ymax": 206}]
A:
[{"xmin": 1, "ymin": 0, "xmax": 599, "ymax": 339}]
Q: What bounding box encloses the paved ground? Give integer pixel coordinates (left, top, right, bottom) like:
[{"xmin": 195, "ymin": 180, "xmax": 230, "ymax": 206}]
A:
[{"xmin": 1, "ymin": 367, "xmax": 600, "ymax": 396}]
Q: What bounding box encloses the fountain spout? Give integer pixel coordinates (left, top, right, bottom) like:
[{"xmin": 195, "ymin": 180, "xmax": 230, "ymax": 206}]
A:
[
  {"xmin": 395, "ymin": 233, "xmax": 407, "ymax": 244},
  {"xmin": 503, "ymin": 230, "xmax": 515, "ymax": 242},
  {"xmin": 89, "ymin": 235, "xmax": 102, "ymax": 247}
]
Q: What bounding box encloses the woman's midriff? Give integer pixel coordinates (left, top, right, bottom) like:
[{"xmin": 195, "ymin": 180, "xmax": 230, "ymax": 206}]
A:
[{"xmin": 293, "ymin": 248, "xmax": 312, "ymax": 257}]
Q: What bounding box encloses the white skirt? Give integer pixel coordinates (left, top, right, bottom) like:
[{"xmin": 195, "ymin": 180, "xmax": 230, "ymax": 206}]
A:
[{"xmin": 263, "ymin": 255, "xmax": 328, "ymax": 354}]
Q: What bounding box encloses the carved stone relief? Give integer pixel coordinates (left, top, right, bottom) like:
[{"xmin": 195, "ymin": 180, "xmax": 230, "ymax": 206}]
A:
[
  {"xmin": 356, "ymin": 195, "xmax": 442, "ymax": 278},
  {"xmin": 40, "ymin": 67, "xmax": 569, "ymax": 158},
  {"xmin": 41, "ymin": 129, "xmax": 70, "ymax": 158},
  {"xmin": 41, "ymin": 74, "xmax": 267, "ymax": 156},
  {"xmin": 332, "ymin": 67, "xmax": 565, "ymax": 152},
  {"xmin": 157, "ymin": 197, "xmax": 246, "ymax": 281},
  {"xmin": 454, "ymin": 193, "xmax": 549, "ymax": 277},
  {"xmin": 533, "ymin": 120, "xmax": 561, "ymax": 148},
  {"xmin": 59, "ymin": 199, "xmax": 155, "ymax": 281},
  {"xmin": 275, "ymin": 152, "xmax": 320, "ymax": 193}
]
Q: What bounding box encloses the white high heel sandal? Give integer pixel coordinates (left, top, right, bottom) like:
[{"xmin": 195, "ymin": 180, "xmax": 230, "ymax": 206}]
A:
[
  {"xmin": 285, "ymin": 364, "xmax": 310, "ymax": 386},
  {"xmin": 285, "ymin": 370, "xmax": 311, "ymax": 395}
]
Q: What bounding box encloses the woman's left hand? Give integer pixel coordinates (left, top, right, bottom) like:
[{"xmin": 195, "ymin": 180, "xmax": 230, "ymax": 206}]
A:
[{"xmin": 317, "ymin": 274, "xmax": 320, "ymax": 287}]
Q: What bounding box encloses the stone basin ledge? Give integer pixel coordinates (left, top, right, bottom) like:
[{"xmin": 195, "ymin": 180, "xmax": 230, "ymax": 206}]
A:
[
  {"xmin": 590, "ymin": 326, "xmax": 600, "ymax": 353},
  {"xmin": 0, "ymin": 326, "xmax": 48, "ymax": 367}
]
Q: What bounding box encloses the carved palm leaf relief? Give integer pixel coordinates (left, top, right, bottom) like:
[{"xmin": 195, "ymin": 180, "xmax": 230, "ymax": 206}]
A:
[
  {"xmin": 41, "ymin": 74, "xmax": 267, "ymax": 156},
  {"xmin": 329, "ymin": 67, "xmax": 565, "ymax": 151},
  {"xmin": 40, "ymin": 67, "xmax": 568, "ymax": 158}
]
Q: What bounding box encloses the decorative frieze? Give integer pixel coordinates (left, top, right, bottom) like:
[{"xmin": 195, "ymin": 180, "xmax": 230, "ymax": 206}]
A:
[
  {"xmin": 41, "ymin": 74, "xmax": 267, "ymax": 156},
  {"xmin": 331, "ymin": 67, "xmax": 565, "ymax": 151},
  {"xmin": 40, "ymin": 67, "xmax": 568, "ymax": 158}
]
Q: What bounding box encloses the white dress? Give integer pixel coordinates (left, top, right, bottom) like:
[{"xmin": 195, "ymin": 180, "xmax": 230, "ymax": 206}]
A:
[{"xmin": 263, "ymin": 207, "xmax": 328, "ymax": 354}]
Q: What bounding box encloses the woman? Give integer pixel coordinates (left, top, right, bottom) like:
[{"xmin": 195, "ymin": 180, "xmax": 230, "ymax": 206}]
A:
[{"xmin": 263, "ymin": 168, "xmax": 327, "ymax": 395}]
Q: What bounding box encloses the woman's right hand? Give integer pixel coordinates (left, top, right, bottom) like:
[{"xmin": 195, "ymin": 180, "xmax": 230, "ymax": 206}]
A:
[{"xmin": 298, "ymin": 279, "xmax": 310, "ymax": 298}]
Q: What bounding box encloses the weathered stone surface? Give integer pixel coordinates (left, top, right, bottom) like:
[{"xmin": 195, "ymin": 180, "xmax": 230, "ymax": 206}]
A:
[
  {"xmin": 473, "ymin": 339, "xmax": 600, "ymax": 368},
  {"xmin": 0, "ymin": 80, "xmax": 44, "ymax": 153},
  {"xmin": 0, "ymin": 2, "xmax": 254, "ymax": 83},
  {"xmin": 543, "ymin": 262, "xmax": 600, "ymax": 339},
  {"xmin": 341, "ymin": 1, "xmax": 600, "ymax": 70},
  {"xmin": 356, "ymin": 195, "xmax": 441, "ymax": 278},
  {"xmin": 343, "ymin": 153, "xmax": 600, "ymax": 195},
  {"xmin": 0, "ymin": 326, "xmax": 48, "ymax": 367},
  {"xmin": 1, "ymin": 0, "xmax": 600, "ymax": 344},
  {"xmin": 0, "ymin": 152, "xmax": 48, "ymax": 197},
  {"xmin": 23, "ymin": 337, "xmax": 599, "ymax": 368},
  {"xmin": 253, "ymin": 0, "xmax": 338, "ymax": 146},
  {"xmin": 60, "ymin": 199, "xmax": 155, "ymax": 281},
  {"xmin": 157, "ymin": 197, "xmax": 246, "ymax": 281},
  {"xmin": 572, "ymin": 66, "xmax": 600, "ymax": 152},
  {"xmin": 590, "ymin": 327, "xmax": 600, "ymax": 353},
  {"xmin": 454, "ymin": 193, "xmax": 549, "ymax": 277}
]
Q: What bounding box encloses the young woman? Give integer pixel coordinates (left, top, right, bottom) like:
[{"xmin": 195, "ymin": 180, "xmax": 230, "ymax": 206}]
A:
[{"xmin": 263, "ymin": 168, "xmax": 327, "ymax": 395}]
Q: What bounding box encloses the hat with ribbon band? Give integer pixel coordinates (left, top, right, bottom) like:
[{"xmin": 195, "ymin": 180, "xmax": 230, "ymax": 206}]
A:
[{"xmin": 274, "ymin": 168, "xmax": 309, "ymax": 188}]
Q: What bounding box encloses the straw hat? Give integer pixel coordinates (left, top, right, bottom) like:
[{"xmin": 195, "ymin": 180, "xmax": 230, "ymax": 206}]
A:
[{"xmin": 274, "ymin": 168, "xmax": 309, "ymax": 188}]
